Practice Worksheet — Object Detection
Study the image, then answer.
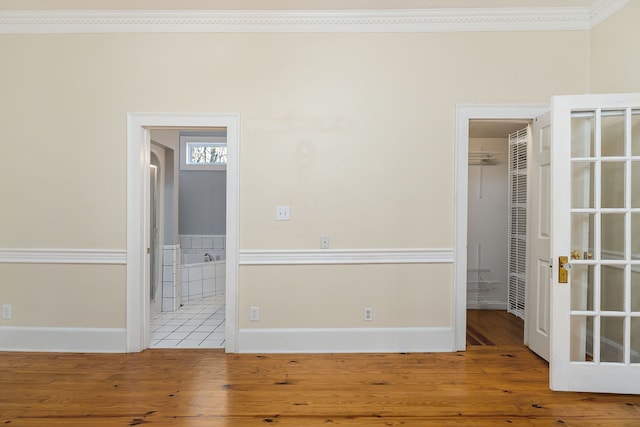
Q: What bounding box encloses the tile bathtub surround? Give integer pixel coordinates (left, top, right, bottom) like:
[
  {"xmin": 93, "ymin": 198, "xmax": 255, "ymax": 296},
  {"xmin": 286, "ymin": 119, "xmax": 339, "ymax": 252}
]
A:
[
  {"xmin": 162, "ymin": 244, "xmax": 180, "ymax": 312},
  {"xmin": 151, "ymin": 294, "xmax": 225, "ymax": 349},
  {"xmin": 179, "ymin": 234, "xmax": 226, "ymax": 261},
  {"xmin": 180, "ymin": 260, "xmax": 225, "ymax": 303}
]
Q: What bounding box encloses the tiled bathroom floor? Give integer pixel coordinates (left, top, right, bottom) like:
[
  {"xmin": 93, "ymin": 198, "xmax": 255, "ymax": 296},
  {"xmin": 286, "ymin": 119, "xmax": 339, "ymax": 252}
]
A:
[{"xmin": 150, "ymin": 295, "xmax": 225, "ymax": 349}]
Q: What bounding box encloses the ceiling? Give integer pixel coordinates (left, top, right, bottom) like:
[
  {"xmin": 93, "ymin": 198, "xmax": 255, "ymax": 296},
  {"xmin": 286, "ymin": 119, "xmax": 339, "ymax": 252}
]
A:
[{"xmin": 0, "ymin": 0, "xmax": 601, "ymax": 11}]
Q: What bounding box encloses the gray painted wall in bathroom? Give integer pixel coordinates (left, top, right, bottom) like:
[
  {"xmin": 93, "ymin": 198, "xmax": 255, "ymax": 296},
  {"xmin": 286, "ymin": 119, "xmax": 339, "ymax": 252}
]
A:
[{"xmin": 179, "ymin": 170, "xmax": 226, "ymax": 235}]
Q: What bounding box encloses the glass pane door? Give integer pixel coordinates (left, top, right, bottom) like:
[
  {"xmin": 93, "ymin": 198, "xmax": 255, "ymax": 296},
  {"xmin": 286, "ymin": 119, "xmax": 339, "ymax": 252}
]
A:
[{"xmin": 569, "ymin": 108, "xmax": 640, "ymax": 366}]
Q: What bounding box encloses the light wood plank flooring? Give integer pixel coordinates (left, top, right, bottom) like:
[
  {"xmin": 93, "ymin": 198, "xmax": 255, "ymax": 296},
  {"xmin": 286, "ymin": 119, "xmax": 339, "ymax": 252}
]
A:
[
  {"xmin": 2, "ymin": 312, "xmax": 639, "ymax": 426},
  {"xmin": 467, "ymin": 309, "xmax": 524, "ymax": 346}
]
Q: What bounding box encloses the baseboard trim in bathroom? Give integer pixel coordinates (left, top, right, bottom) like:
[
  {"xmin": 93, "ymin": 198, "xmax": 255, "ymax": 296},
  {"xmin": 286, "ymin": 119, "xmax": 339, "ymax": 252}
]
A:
[
  {"xmin": 238, "ymin": 326, "xmax": 453, "ymax": 353},
  {"xmin": 0, "ymin": 326, "xmax": 127, "ymax": 353}
]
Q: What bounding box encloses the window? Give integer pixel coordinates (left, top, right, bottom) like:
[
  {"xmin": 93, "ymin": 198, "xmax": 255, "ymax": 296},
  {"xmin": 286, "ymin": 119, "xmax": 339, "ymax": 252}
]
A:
[{"xmin": 180, "ymin": 135, "xmax": 227, "ymax": 171}]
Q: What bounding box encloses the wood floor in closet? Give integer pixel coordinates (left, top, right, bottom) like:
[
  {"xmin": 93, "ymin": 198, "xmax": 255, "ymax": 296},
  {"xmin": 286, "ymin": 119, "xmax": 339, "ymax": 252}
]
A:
[{"xmin": 2, "ymin": 310, "xmax": 639, "ymax": 426}]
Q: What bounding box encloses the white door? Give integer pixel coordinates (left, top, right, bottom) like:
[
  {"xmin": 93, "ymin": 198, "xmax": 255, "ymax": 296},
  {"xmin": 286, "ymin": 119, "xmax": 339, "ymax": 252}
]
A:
[
  {"xmin": 527, "ymin": 112, "xmax": 551, "ymax": 361},
  {"xmin": 550, "ymin": 93, "xmax": 640, "ymax": 393}
]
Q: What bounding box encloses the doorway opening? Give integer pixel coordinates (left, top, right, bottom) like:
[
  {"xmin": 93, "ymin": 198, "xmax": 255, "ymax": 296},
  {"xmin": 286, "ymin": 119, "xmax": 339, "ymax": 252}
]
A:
[
  {"xmin": 454, "ymin": 105, "xmax": 549, "ymax": 351},
  {"xmin": 148, "ymin": 129, "xmax": 228, "ymax": 349},
  {"xmin": 126, "ymin": 113, "xmax": 240, "ymax": 353},
  {"xmin": 466, "ymin": 119, "xmax": 530, "ymax": 347}
]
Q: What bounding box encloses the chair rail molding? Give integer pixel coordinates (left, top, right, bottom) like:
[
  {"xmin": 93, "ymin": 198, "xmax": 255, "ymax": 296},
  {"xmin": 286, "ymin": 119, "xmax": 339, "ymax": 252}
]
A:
[
  {"xmin": 0, "ymin": 248, "xmax": 126, "ymax": 264},
  {"xmin": 239, "ymin": 248, "xmax": 453, "ymax": 265}
]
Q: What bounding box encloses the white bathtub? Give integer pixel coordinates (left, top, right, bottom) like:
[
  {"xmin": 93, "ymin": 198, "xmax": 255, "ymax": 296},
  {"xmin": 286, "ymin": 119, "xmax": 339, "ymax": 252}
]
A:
[
  {"xmin": 182, "ymin": 253, "xmax": 225, "ymax": 265},
  {"xmin": 180, "ymin": 257, "xmax": 226, "ymax": 304}
]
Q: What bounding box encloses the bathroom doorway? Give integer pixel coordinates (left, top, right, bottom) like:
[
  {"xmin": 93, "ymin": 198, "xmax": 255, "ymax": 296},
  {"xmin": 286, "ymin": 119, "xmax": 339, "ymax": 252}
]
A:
[
  {"xmin": 126, "ymin": 112, "xmax": 240, "ymax": 353},
  {"xmin": 148, "ymin": 129, "xmax": 228, "ymax": 349}
]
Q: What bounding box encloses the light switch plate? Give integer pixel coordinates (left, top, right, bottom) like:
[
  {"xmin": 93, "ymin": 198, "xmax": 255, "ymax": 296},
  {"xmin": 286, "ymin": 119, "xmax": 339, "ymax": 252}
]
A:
[{"xmin": 276, "ymin": 206, "xmax": 290, "ymax": 221}]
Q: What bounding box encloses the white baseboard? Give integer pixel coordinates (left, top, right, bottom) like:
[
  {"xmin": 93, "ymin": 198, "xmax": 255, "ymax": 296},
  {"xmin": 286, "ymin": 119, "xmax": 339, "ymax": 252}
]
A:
[
  {"xmin": 467, "ymin": 301, "xmax": 507, "ymax": 310},
  {"xmin": 238, "ymin": 327, "xmax": 454, "ymax": 353},
  {"xmin": 0, "ymin": 326, "xmax": 126, "ymax": 353}
]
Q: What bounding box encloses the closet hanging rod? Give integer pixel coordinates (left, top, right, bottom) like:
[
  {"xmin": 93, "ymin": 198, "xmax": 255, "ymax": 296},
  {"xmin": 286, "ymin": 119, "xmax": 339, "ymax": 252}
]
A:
[{"xmin": 468, "ymin": 150, "xmax": 502, "ymax": 165}]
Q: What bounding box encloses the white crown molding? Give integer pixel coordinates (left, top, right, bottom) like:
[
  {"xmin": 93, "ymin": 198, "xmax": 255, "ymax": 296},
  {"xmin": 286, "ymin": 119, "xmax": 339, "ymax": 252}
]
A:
[
  {"xmin": 239, "ymin": 248, "xmax": 453, "ymax": 265},
  {"xmin": 0, "ymin": 248, "xmax": 127, "ymax": 264},
  {"xmin": 0, "ymin": 1, "xmax": 630, "ymax": 34},
  {"xmin": 590, "ymin": 0, "xmax": 631, "ymax": 27}
]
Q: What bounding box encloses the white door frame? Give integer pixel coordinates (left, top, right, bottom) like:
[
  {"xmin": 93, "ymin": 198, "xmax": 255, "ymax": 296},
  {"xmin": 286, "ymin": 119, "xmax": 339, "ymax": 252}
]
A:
[
  {"xmin": 454, "ymin": 104, "xmax": 549, "ymax": 350},
  {"xmin": 126, "ymin": 112, "xmax": 240, "ymax": 353}
]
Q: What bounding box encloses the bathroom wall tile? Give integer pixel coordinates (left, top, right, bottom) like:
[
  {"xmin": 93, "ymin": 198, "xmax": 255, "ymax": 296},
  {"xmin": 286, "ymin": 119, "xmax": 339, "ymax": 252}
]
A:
[
  {"xmin": 162, "ymin": 297, "xmax": 174, "ymax": 312},
  {"xmin": 163, "ymin": 265, "xmax": 173, "ymax": 280},
  {"xmin": 180, "ymin": 268, "xmax": 188, "ymax": 283},
  {"xmin": 192, "ymin": 236, "xmax": 203, "ymax": 249},
  {"xmin": 162, "ymin": 280, "xmax": 173, "ymax": 297},
  {"xmin": 163, "ymin": 250, "xmax": 173, "ymax": 265},
  {"xmin": 202, "ymin": 236, "xmax": 213, "ymax": 250},
  {"xmin": 214, "ymin": 236, "xmax": 224, "ymax": 249}
]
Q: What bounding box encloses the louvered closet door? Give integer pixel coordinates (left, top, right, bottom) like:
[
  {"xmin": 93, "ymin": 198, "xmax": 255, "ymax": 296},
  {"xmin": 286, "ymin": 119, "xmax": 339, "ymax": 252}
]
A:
[{"xmin": 508, "ymin": 128, "xmax": 529, "ymax": 320}]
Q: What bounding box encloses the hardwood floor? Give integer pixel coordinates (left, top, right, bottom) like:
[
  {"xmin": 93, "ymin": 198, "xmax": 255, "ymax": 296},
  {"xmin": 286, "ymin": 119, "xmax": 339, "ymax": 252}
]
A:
[
  {"xmin": 467, "ymin": 309, "xmax": 524, "ymax": 346},
  {"xmin": 2, "ymin": 314, "xmax": 639, "ymax": 426}
]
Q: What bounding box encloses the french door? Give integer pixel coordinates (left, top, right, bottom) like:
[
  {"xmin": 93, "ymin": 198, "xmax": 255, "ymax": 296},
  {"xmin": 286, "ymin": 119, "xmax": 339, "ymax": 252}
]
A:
[{"xmin": 550, "ymin": 93, "xmax": 640, "ymax": 393}]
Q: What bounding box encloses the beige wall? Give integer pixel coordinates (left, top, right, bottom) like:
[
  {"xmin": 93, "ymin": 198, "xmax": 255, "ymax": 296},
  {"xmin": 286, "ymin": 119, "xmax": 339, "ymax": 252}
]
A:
[
  {"xmin": 240, "ymin": 264, "xmax": 452, "ymax": 329},
  {"xmin": 0, "ymin": 28, "xmax": 592, "ymax": 331},
  {"xmin": 0, "ymin": 264, "xmax": 125, "ymax": 327},
  {"xmin": 588, "ymin": 0, "xmax": 640, "ymax": 352},
  {"xmin": 590, "ymin": 0, "xmax": 640, "ymax": 93}
]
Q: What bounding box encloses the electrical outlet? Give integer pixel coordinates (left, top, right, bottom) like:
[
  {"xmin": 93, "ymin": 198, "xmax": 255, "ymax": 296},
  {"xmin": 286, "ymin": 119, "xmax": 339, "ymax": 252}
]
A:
[
  {"xmin": 364, "ymin": 307, "xmax": 373, "ymax": 321},
  {"xmin": 2, "ymin": 304, "xmax": 11, "ymax": 320},
  {"xmin": 250, "ymin": 306, "xmax": 260, "ymax": 321},
  {"xmin": 321, "ymin": 235, "xmax": 330, "ymax": 249}
]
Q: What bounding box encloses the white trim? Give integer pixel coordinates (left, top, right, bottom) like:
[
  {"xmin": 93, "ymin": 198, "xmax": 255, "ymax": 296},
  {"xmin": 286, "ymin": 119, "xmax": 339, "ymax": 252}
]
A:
[
  {"xmin": 238, "ymin": 327, "xmax": 453, "ymax": 353},
  {"xmin": 467, "ymin": 301, "xmax": 508, "ymax": 310},
  {"xmin": 0, "ymin": 326, "xmax": 126, "ymax": 353},
  {"xmin": 455, "ymin": 104, "xmax": 550, "ymax": 351},
  {"xmin": 126, "ymin": 112, "xmax": 240, "ymax": 353},
  {"xmin": 591, "ymin": 0, "xmax": 631, "ymax": 27},
  {"xmin": 0, "ymin": 2, "xmax": 630, "ymax": 34},
  {"xmin": 0, "ymin": 248, "xmax": 126, "ymax": 264},
  {"xmin": 239, "ymin": 248, "xmax": 453, "ymax": 265}
]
